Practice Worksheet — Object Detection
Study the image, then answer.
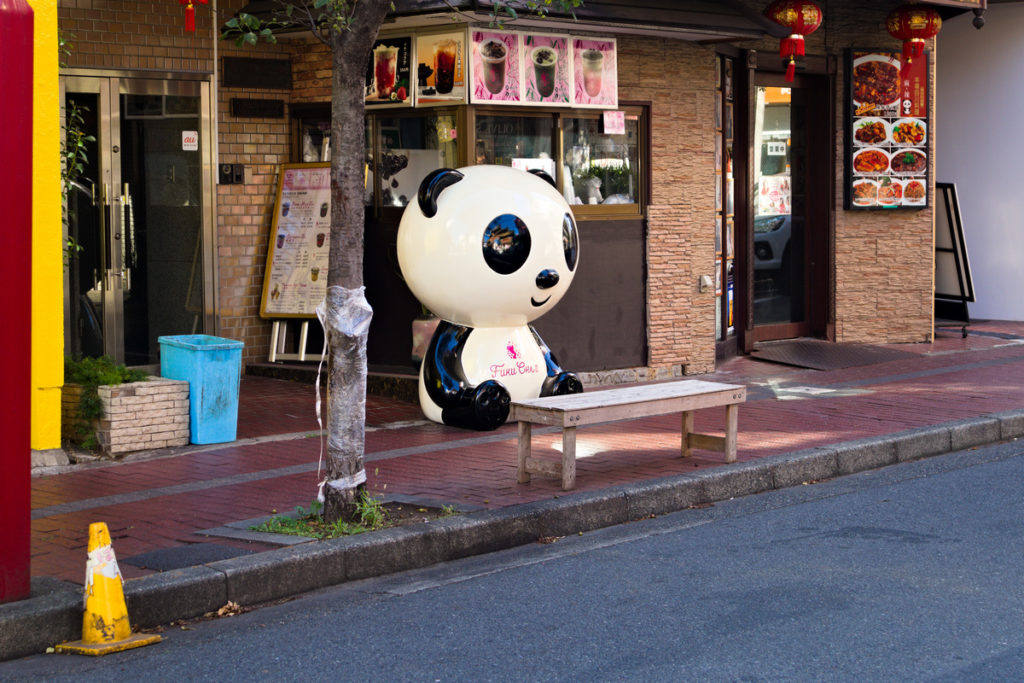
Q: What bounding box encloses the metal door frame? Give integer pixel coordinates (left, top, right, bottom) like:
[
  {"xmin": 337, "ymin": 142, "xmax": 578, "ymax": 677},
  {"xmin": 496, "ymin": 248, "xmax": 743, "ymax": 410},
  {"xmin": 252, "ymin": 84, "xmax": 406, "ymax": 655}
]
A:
[{"xmin": 61, "ymin": 70, "xmax": 217, "ymax": 364}]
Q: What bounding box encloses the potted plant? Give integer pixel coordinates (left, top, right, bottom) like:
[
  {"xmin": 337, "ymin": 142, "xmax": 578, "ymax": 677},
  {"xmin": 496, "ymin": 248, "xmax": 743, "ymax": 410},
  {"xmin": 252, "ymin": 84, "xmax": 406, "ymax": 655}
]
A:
[{"xmin": 62, "ymin": 356, "xmax": 191, "ymax": 457}]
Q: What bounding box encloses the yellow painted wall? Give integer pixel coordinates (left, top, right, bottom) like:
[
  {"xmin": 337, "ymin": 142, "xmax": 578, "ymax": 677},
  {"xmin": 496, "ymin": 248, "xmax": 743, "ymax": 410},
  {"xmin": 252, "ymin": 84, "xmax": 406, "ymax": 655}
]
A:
[{"xmin": 30, "ymin": 0, "xmax": 63, "ymax": 452}]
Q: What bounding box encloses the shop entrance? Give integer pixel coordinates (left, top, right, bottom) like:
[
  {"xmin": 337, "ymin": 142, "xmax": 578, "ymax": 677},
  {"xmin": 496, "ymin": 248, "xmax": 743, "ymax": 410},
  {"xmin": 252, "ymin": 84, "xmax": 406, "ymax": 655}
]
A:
[
  {"xmin": 63, "ymin": 75, "xmax": 213, "ymax": 367},
  {"xmin": 748, "ymin": 72, "xmax": 830, "ymax": 344}
]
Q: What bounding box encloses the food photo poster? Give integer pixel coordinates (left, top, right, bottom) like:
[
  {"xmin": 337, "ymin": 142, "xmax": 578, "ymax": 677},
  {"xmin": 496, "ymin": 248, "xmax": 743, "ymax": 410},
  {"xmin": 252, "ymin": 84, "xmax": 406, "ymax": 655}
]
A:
[
  {"xmin": 844, "ymin": 49, "xmax": 929, "ymax": 209},
  {"xmin": 470, "ymin": 31, "xmax": 522, "ymax": 103},
  {"xmin": 416, "ymin": 31, "xmax": 467, "ymax": 105},
  {"xmin": 571, "ymin": 38, "xmax": 617, "ymax": 108},
  {"xmin": 366, "ymin": 37, "xmax": 414, "ymax": 108}
]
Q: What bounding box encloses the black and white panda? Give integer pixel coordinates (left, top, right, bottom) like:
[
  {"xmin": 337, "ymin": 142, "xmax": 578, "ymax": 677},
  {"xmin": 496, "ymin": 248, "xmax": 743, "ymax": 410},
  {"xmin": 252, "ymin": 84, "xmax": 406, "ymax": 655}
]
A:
[{"xmin": 397, "ymin": 165, "xmax": 584, "ymax": 430}]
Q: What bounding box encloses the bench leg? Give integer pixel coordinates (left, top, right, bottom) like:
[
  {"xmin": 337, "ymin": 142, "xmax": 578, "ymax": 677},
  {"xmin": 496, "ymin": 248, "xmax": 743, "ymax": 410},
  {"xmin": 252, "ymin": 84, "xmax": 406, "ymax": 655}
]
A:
[
  {"xmin": 561, "ymin": 426, "xmax": 577, "ymax": 490},
  {"xmin": 517, "ymin": 421, "xmax": 532, "ymax": 484},
  {"xmin": 681, "ymin": 410, "xmax": 694, "ymax": 458},
  {"xmin": 724, "ymin": 403, "xmax": 738, "ymax": 463}
]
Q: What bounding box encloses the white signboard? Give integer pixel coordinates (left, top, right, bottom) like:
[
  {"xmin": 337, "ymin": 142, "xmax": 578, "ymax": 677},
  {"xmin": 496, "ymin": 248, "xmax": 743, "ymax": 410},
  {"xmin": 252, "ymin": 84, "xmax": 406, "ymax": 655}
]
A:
[{"xmin": 181, "ymin": 131, "xmax": 198, "ymax": 151}]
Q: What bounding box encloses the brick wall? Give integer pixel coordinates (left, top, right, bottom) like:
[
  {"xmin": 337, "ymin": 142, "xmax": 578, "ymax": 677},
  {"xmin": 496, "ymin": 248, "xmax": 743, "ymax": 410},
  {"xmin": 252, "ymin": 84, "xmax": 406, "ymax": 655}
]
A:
[{"xmin": 618, "ymin": 36, "xmax": 718, "ymax": 374}]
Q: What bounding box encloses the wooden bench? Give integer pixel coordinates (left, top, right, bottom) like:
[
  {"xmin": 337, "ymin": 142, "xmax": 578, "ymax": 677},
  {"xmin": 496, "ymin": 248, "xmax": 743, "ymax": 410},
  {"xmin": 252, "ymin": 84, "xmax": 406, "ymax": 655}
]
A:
[{"xmin": 511, "ymin": 379, "xmax": 747, "ymax": 490}]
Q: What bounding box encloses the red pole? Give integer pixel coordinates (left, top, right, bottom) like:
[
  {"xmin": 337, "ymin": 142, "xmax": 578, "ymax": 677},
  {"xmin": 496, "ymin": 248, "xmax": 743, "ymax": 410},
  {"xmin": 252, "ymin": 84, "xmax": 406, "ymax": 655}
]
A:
[{"xmin": 0, "ymin": 0, "xmax": 34, "ymax": 603}]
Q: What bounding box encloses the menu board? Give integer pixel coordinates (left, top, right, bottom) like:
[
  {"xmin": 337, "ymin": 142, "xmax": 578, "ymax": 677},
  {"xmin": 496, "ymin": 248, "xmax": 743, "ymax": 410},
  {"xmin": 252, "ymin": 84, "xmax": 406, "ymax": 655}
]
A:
[
  {"xmin": 844, "ymin": 50, "xmax": 929, "ymax": 210},
  {"xmin": 260, "ymin": 163, "xmax": 331, "ymax": 318}
]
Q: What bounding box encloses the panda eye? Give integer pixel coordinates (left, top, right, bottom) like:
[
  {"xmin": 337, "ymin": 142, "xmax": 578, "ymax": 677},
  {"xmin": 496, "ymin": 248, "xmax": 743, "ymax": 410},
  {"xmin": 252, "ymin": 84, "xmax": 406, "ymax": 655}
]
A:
[
  {"xmin": 482, "ymin": 214, "xmax": 531, "ymax": 274},
  {"xmin": 562, "ymin": 213, "xmax": 579, "ymax": 272}
]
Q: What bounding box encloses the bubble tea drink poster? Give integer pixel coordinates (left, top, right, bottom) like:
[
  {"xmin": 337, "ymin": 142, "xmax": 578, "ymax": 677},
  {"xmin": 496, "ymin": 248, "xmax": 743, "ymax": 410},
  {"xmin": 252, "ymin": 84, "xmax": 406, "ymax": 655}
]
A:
[
  {"xmin": 522, "ymin": 34, "xmax": 571, "ymax": 106},
  {"xmin": 470, "ymin": 31, "xmax": 521, "ymax": 103},
  {"xmin": 365, "ymin": 36, "xmax": 413, "ymax": 108},
  {"xmin": 572, "ymin": 38, "xmax": 617, "ymax": 108},
  {"xmin": 417, "ymin": 31, "xmax": 467, "ymax": 105}
]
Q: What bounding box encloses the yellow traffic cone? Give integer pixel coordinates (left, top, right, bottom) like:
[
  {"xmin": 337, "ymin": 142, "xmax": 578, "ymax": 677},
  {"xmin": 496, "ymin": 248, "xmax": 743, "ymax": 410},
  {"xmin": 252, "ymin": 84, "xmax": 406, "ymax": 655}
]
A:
[{"xmin": 55, "ymin": 522, "xmax": 161, "ymax": 655}]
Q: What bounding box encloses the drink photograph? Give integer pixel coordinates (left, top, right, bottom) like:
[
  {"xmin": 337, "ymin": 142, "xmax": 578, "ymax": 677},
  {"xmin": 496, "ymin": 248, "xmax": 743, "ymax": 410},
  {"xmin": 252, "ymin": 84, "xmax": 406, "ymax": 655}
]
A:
[
  {"xmin": 365, "ymin": 37, "xmax": 412, "ymax": 106},
  {"xmin": 471, "ymin": 31, "xmax": 520, "ymax": 103},
  {"xmin": 573, "ymin": 38, "xmax": 617, "ymax": 107},
  {"xmin": 416, "ymin": 32, "xmax": 467, "ymax": 105},
  {"xmin": 523, "ymin": 34, "xmax": 569, "ymax": 105}
]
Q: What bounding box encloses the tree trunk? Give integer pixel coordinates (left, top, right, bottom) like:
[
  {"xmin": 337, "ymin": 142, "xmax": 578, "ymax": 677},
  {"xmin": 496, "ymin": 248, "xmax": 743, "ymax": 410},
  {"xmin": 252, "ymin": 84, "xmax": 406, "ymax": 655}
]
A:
[{"xmin": 322, "ymin": 1, "xmax": 390, "ymax": 523}]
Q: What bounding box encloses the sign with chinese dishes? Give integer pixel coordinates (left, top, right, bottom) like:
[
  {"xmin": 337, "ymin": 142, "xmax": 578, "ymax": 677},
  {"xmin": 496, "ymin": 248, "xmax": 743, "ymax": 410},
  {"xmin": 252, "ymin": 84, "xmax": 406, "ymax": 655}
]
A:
[
  {"xmin": 365, "ymin": 37, "xmax": 413, "ymax": 108},
  {"xmin": 844, "ymin": 49, "xmax": 929, "ymax": 209},
  {"xmin": 470, "ymin": 30, "xmax": 522, "ymax": 103},
  {"xmin": 416, "ymin": 31, "xmax": 468, "ymax": 106},
  {"xmin": 572, "ymin": 37, "xmax": 617, "ymax": 108},
  {"xmin": 261, "ymin": 163, "xmax": 332, "ymax": 318}
]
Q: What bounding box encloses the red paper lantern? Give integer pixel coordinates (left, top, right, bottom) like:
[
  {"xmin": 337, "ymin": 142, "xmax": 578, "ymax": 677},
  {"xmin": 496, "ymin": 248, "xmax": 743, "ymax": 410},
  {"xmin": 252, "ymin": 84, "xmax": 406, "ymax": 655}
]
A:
[
  {"xmin": 887, "ymin": 3, "xmax": 942, "ymax": 75},
  {"xmin": 763, "ymin": 0, "xmax": 823, "ymax": 82},
  {"xmin": 180, "ymin": 0, "xmax": 208, "ymax": 32}
]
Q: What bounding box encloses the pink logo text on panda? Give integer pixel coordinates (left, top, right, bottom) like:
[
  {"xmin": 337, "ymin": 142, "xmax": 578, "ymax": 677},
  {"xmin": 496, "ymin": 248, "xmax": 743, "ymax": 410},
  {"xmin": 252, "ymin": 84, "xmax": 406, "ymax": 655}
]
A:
[{"xmin": 489, "ymin": 361, "xmax": 541, "ymax": 379}]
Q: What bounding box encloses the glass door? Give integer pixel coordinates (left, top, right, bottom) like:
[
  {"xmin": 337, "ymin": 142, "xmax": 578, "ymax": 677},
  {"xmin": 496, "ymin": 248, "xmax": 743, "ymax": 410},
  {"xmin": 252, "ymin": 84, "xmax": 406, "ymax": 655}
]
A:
[{"xmin": 64, "ymin": 75, "xmax": 212, "ymax": 366}]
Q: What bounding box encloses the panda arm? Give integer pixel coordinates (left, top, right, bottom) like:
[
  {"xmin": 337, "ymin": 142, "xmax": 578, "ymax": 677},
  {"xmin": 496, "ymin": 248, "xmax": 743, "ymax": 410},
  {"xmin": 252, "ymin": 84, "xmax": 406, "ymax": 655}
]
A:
[
  {"xmin": 529, "ymin": 325, "xmax": 584, "ymax": 396},
  {"xmin": 423, "ymin": 321, "xmax": 510, "ymax": 429}
]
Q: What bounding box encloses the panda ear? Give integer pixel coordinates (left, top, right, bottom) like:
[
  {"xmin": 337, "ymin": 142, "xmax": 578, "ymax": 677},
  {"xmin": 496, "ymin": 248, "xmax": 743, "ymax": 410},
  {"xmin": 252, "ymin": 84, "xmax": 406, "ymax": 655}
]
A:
[
  {"xmin": 418, "ymin": 168, "xmax": 464, "ymax": 218},
  {"xmin": 528, "ymin": 168, "xmax": 556, "ymax": 189}
]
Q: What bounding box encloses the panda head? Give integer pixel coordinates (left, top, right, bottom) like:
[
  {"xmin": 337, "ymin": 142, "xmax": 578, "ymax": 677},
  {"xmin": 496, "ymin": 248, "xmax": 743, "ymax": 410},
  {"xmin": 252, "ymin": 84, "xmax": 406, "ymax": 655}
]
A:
[{"xmin": 397, "ymin": 165, "xmax": 579, "ymax": 328}]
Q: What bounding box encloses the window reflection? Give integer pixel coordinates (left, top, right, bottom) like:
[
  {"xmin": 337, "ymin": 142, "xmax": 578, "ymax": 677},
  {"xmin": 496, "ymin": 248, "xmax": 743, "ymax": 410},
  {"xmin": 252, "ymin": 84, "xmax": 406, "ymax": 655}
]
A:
[
  {"xmin": 562, "ymin": 116, "xmax": 639, "ymax": 205},
  {"xmin": 475, "ymin": 115, "xmax": 556, "ymax": 178},
  {"xmin": 375, "ymin": 114, "xmax": 459, "ymax": 207}
]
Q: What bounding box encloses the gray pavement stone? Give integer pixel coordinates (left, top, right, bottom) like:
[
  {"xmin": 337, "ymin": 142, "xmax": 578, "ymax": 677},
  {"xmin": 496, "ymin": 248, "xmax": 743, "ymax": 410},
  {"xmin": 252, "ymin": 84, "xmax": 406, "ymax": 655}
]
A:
[
  {"xmin": 621, "ymin": 475, "xmax": 705, "ymax": 519},
  {"xmin": 769, "ymin": 448, "xmax": 839, "ymax": 489},
  {"xmin": 994, "ymin": 410, "xmax": 1024, "ymax": 441},
  {"xmin": 0, "ymin": 578, "xmax": 80, "ymax": 661},
  {"xmin": 893, "ymin": 425, "xmax": 951, "ymax": 462},
  {"xmin": 834, "ymin": 435, "xmax": 897, "ymax": 475},
  {"xmin": 692, "ymin": 460, "xmax": 774, "ymax": 501},
  {"xmin": 209, "ymin": 544, "xmax": 344, "ymax": 607},
  {"xmin": 950, "ymin": 416, "xmax": 1001, "ymax": 451},
  {"xmin": 125, "ymin": 566, "xmax": 227, "ymax": 628}
]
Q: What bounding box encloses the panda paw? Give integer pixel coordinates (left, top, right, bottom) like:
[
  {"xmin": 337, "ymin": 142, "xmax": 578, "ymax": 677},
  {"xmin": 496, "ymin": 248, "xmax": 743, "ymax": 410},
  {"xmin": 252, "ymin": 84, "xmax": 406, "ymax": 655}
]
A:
[
  {"xmin": 471, "ymin": 380, "xmax": 511, "ymax": 430},
  {"xmin": 551, "ymin": 372, "xmax": 584, "ymax": 395}
]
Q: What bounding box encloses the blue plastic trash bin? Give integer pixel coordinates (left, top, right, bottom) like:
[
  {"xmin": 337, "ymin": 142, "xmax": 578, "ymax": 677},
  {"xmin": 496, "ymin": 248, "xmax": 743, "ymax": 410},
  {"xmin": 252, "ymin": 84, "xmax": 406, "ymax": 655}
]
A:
[{"xmin": 158, "ymin": 335, "xmax": 244, "ymax": 445}]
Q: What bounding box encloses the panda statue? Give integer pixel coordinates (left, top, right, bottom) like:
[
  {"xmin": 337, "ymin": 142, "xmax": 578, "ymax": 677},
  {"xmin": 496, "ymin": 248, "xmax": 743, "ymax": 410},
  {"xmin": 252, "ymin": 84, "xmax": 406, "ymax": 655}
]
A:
[{"xmin": 397, "ymin": 165, "xmax": 584, "ymax": 430}]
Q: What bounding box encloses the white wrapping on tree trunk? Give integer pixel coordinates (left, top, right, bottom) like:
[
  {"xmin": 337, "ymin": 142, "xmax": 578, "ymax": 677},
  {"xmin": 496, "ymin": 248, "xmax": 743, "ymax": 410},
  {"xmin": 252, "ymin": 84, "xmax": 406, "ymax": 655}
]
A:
[{"xmin": 315, "ymin": 285, "xmax": 373, "ymax": 499}]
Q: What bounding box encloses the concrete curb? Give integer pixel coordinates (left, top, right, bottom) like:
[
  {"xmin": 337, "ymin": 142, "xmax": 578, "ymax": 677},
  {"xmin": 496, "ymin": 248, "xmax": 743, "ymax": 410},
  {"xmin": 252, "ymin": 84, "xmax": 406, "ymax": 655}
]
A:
[{"xmin": 4, "ymin": 410, "xmax": 1023, "ymax": 661}]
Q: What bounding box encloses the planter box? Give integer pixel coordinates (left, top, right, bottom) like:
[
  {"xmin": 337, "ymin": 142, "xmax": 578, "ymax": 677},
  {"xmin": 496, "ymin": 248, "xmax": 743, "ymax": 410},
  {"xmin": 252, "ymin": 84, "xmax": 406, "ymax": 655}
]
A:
[{"xmin": 62, "ymin": 377, "xmax": 190, "ymax": 455}]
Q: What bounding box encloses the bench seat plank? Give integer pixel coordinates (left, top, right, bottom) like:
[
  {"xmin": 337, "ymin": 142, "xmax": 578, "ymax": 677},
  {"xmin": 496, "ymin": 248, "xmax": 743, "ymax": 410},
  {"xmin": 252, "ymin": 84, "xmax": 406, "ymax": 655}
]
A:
[{"xmin": 512, "ymin": 379, "xmax": 746, "ymax": 490}]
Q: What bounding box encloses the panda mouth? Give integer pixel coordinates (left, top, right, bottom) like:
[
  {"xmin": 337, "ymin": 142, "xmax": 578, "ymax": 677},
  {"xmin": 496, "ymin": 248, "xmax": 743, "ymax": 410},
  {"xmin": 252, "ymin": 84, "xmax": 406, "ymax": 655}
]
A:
[{"xmin": 530, "ymin": 295, "xmax": 551, "ymax": 307}]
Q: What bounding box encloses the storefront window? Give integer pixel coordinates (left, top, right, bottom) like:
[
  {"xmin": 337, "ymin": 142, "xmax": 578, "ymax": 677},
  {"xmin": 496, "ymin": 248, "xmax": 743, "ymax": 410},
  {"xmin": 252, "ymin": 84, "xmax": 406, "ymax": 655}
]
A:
[
  {"xmin": 475, "ymin": 114, "xmax": 556, "ymax": 176},
  {"xmin": 562, "ymin": 115, "xmax": 640, "ymax": 206},
  {"xmin": 375, "ymin": 113, "xmax": 459, "ymax": 207}
]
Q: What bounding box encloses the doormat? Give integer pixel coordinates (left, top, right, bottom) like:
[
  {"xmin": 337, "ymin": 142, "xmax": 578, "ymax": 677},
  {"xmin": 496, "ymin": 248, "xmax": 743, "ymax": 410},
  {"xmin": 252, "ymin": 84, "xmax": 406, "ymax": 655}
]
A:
[
  {"xmin": 121, "ymin": 544, "xmax": 254, "ymax": 572},
  {"xmin": 750, "ymin": 339, "xmax": 920, "ymax": 371}
]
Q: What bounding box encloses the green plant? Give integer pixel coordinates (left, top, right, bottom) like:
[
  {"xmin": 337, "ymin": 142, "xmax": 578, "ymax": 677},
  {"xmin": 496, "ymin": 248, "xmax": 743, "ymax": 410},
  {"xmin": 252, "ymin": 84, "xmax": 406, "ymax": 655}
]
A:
[
  {"xmin": 60, "ymin": 33, "xmax": 95, "ymax": 267},
  {"xmin": 250, "ymin": 492, "xmax": 389, "ymax": 539},
  {"xmin": 64, "ymin": 356, "xmax": 148, "ymax": 449}
]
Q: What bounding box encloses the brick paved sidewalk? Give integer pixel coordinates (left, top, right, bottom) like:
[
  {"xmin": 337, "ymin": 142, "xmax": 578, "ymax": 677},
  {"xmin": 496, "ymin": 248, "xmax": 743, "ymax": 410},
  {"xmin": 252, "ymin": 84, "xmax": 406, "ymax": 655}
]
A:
[{"xmin": 30, "ymin": 321, "xmax": 1024, "ymax": 584}]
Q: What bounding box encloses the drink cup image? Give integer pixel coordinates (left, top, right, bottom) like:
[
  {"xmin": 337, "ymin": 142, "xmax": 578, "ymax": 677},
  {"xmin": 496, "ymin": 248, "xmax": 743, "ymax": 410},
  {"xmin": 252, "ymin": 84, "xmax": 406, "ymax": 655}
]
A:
[
  {"xmin": 316, "ymin": 232, "xmax": 326, "ymax": 248},
  {"xmin": 281, "ymin": 201, "xmax": 290, "ymax": 217},
  {"xmin": 373, "ymin": 46, "xmax": 398, "ymax": 99},
  {"xmin": 434, "ymin": 39, "xmax": 458, "ymax": 94},
  {"xmin": 311, "ymin": 267, "xmax": 320, "ymax": 282},
  {"xmin": 320, "ymin": 202, "xmax": 328, "ymax": 217},
  {"xmin": 479, "ymin": 38, "xmax": 508, "ymax": 95},
  {"xmin": 581, "ymin": 48, "xmax": 604, "ymax": 97},
  {"xmin": 276, "ymin": 233, "xmax": 285, "ymax": 248},
  {"xmin": 532, "ymin": 46, "xmax": 557, "ymax": 98}
]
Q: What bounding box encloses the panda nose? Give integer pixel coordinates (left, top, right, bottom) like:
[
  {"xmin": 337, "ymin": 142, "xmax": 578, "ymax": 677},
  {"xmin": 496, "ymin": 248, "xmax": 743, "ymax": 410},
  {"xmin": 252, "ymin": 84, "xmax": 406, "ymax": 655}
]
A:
[{"xmin": 536, "ymin": 269, "xmax": 559, "ymax": 289}]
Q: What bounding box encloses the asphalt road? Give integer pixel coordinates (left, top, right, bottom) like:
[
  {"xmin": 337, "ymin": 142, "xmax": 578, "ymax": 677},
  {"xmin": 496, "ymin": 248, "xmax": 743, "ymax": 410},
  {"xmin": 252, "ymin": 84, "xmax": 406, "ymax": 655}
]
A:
[{"xmin": 5, "ymin": 440, "xmax": 1024, "ymax": 682}]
